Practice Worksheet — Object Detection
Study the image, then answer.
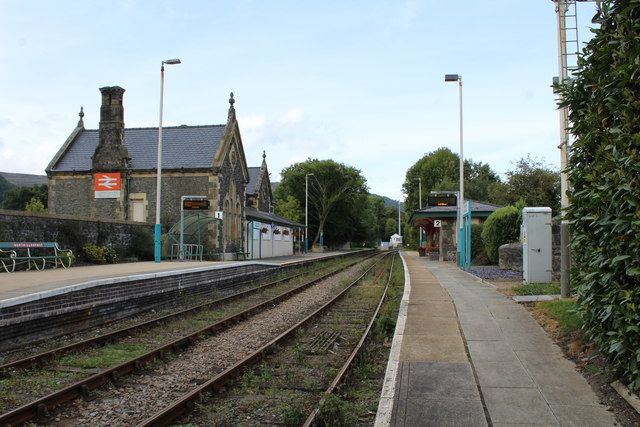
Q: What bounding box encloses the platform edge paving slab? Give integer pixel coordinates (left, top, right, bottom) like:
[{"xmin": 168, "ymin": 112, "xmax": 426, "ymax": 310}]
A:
[
  {"xmin": 386, "ymin": 253, "xmax": 488, "ymax": 427},
  {"xmin": 425, "ymin": 261, "xmax": 615, "ymax": 427}
]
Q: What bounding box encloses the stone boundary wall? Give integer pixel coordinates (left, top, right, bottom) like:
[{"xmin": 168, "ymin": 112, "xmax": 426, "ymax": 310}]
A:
[
  {"xmin": 497, "ymin": 219, "xmax": 561, "ymax": 278},
  {"xmin": 0, "ymin": 209, "xmax": 153, "ymax": 257}
]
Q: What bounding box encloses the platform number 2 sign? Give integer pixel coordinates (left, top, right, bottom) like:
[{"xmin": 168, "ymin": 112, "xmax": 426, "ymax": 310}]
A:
[{"xmin": 434, "ymin": 220, "xmax": 442, "ymax": 228}]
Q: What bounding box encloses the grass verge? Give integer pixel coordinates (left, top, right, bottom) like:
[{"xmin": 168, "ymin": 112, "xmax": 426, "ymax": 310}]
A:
[{"xmin": 512, "ymin": 283, "xmax": 561, "ymax": 296}]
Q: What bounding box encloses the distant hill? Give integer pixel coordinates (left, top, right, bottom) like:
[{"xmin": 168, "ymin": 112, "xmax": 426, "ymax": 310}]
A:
[
  {"xmin": 372, "ymin": 194, "xmax": 400, "ymax": 208},
  {"xmin": 0, "ymin": 172, "xmax": 47, "ymax": 187},
  {"xmin": 0, "ymin": 175, "xmax": 14, "ymax": 203}
]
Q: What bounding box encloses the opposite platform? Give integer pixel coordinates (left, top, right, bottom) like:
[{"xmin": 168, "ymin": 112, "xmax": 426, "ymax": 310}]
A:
[
  {"xmin": 0, "ymin": 252, "xmax": 341, "ymax": 306},
  {"xmin": 377, "ymin": 252, "xmax": 615, "ymax": 427}
]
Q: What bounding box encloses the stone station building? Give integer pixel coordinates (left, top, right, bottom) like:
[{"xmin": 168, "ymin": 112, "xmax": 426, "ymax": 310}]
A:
[{"xmin": 46, "ymin": 86, "xmax": 298, "ymax": 259}]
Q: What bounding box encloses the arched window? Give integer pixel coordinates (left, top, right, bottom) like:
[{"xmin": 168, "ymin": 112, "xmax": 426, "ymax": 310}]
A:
[{"xmin": 224, "ymin": 199, "xmax": 230, "ymax": 238}]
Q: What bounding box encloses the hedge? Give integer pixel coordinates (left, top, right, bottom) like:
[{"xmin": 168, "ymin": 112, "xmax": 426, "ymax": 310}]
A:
[
  {"xmin": 560, "ymin": 0, "xmax": 640, "ymax": 390},
  {"xmin": 481, "ymin": 206, "xmax": 520, "ymax": 264}
]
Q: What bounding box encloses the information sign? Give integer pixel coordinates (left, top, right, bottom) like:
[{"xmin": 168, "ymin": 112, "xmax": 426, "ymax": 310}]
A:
[{"xmin": 182, "ymin": 199, "xmax": 210, "ymax": 210}]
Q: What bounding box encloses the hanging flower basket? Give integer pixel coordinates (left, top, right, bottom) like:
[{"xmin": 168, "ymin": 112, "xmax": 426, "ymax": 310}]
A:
[
  {"xmin": 282, "ymin": 229, "xmax": 290, "ymax": 236},
  {"xmin": 260, "ymin": 227, "xmax": 269, "ymax": 234},
  {"xmin": 273, "ymin": 228, "xmax": 281, "ymax": 235}
]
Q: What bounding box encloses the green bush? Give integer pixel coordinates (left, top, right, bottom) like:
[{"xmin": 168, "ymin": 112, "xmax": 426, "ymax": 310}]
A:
[
  {"xmin": 470, "ymin": 223, "xmax": 486, "ymax": 262},
  {"xmin": 83, "ymin": 244, "xmax": 119, "ymax": 264},
  {"xmin": 83, "ymin": 244, "xmax": 106, "ymax": 264},
  {"xmin": 560, "ymin": 0, "xmax": 640, "ymax": 391},
  {"xmin": 129, "ymin": 227, "xmax": 154, "ymax": 261},
  {"xmin": 481, "ymin": 206, "xmax": 520, "ymax": 264}
]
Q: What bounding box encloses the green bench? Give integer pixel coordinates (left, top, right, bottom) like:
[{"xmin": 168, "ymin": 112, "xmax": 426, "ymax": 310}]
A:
[{"xmin": 0, "ymin": 242, "xmax": 73, "ymax": 273}]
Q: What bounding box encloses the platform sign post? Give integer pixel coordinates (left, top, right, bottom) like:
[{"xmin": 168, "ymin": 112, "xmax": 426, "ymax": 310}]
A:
[
  {"xmin": 180, "ymin": 196, "xmax": 210, "ymax": 261},
  {"xmin": 461, "ymin": 201, "xmax": 472, "ymax": 271}
]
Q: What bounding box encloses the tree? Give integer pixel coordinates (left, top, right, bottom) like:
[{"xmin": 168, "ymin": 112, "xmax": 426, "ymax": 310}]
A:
[
  {"xmin": 384, "ymin": 218, "xmax": 398, "ymax": 238},
  {"xmin": 501, "ymin": 156, "xmax": 560, "ymax": 215},
  {"xmin": 275, "ymin": 195, "xmax": 303, "ymax": 223},
  {"xmin": 402, "ymin": 147, "xmax": 503, "ymax": 245},
  {"xmin": 2, "ymin": 184, "xmax": 48, "ymax": 211},
  {"xmin": 273, "ymin": 159, "xmax": 368, "ymax": 247}
]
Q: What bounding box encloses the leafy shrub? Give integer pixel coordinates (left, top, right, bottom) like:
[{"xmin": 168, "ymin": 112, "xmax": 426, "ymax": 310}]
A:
[
  {"xmin": 129, "ymin": 227, "xmax": 154, "ymax": 261},
  {"xmin": 104, "ymin": 245, "xmax": 119, "ymax": 263},
  {"xmin": 83, "ymin": 244, "xmax": 119, "ymax": 264},
  {"xmin": 560, "ymin": 0, "xmax": 640, "ymax": 391},
  {"xmin": 24, "ymin": 197, "xmax": 46, "ymax": 213},
  {"xmin": 83, "ymin": 244, "xmax": 106, "ymax": 264},
  {"xmin": 470, "ymin": 223, "xmax": 486, "ymax": 262},
  {"xmin": 481, "ymin": 206, "xmax": 521, "ymax": 264}
]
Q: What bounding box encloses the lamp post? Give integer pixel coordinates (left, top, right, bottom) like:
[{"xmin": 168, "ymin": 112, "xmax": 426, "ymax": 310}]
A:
[
  {"xmin": 305, "ymin": 173, "xmax": 314, "ymax": 253},
  {"xmin": 154, "ymin": 58, "xmax": 181, "ymax": 263},
  {"xmin": 416, "ymin": 177, "xmax": 422, "ymax": 248},
  {"xmin": 445, "ymin": 74, "xmax": 464, "ymax": 267}
]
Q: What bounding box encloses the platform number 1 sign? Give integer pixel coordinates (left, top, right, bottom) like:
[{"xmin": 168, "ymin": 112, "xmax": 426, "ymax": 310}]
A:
[{"xmin": 434, "ymin": 220, "xmax": 442, "ymax": 228}]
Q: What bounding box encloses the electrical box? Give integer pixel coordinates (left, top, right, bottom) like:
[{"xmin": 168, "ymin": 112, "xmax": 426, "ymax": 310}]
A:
[{"xmin": 521, "ymin": 207, "xmax": 553, "ymax": 284}]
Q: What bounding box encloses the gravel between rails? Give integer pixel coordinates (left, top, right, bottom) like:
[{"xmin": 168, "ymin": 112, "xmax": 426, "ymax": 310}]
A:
[{"xmin": 53, "ymin": 259, "xmax": 376, "ymax": 426}]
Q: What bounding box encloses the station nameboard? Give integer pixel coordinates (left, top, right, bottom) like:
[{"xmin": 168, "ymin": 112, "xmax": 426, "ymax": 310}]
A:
[
  {"xmin": 427, "ymin": 195, "xmax": 457, "ymax": 207},
  {"xmin": 182, "ymin": 199, "xmax": 210, "ymax": 210}
]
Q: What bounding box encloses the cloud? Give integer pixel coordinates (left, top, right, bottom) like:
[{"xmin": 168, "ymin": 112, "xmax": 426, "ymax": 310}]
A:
[
  {"xmin": 279, "ymin": 108, "xmax": 304, "ymax": 124},
  {"xmin": 397, "ymin": 0, "xmax": 423, "ymax": 25},
  {"xmin": 238, "ymin": 115, "xmax": 267, "ymax": 130}
]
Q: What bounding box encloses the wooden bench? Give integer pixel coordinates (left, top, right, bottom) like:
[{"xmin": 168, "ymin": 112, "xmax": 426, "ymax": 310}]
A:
[
  {"xmin": 236, "ymin": 251, "xmax": 250, "ymax": 261},
  {"xmin": 0, "ymin": 242, "xmax": 73, "ymax": 273}
]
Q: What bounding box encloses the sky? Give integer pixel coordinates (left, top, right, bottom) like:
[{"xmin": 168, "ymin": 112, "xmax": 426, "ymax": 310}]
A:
[{"xmin": 0, "ymin": 1, "xmax": 599, "ymax": 200}]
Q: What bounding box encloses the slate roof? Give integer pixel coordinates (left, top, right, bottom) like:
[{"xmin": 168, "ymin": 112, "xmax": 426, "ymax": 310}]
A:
[
  {"xmin": 49, "ymin": 125, "xmax": 226, "ymax": 172},
  {"xmin": 410, "ymin": 200, "xmax": 501, "ymax": 223},
  {"xmin": 0, "ymin": 172, "xmax": 48, "ymax": 187},
  {"xmin": 246, "ymin": 167, "xmax": 261, "ymax": 194},
  {"xmin": 245, "ymin": 206, "xmax": 304, "ymax": 228}
]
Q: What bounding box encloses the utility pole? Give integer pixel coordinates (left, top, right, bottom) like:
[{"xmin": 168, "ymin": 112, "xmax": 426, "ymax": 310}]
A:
[{"xmin": 554, "ymin": 0, "xmax": 590, "ymax": 297}]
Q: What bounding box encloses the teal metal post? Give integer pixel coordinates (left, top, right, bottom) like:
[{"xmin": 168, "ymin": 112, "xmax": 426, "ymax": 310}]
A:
[{"xmin": 465, "ymin": 201, "xmax": 472, "ymax": 271}]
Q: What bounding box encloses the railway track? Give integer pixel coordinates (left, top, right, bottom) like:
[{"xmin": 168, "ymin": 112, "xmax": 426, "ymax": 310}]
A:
[
  {"xmin": 0, "ymin": 252, "xmax": 380, "ymax": 426},
  {"xmin": 141, "ymin": 252, "xmax": 398, "ymax": 427},
  {"xmin": 0, "ymin": 252, "xmax": 366, "ymax": 373}
]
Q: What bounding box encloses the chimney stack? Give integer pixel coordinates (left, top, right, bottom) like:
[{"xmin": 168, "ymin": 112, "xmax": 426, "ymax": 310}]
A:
[{"xmin": 92, "ymin": 86, "xmax": 130, "ymax": 170}]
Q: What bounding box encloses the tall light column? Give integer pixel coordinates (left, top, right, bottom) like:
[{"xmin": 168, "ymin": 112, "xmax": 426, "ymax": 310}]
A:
[
  {"xmin": 154, "ymin": 58, "xmax": 181, "ymax": 263},
  {"xmin": 416, "ymin": 177, "xmax": 422, "ymax": 248},
  {"xmin": 445, "ymin": 74, "xmax": 464, "ymax": 267},
  {"xmin": 305, "ymin": 173, "xmax": 314, "ymax": 253}
]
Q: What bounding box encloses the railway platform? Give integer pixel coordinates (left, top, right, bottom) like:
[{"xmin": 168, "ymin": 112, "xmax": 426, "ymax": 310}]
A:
[
  {"xmin": 376, "ymin": 251, "xmax": 615, "ymax": 426},
  {"xmin": 0, "ymin": 251, "xmax": 340, "ymax": 305}
]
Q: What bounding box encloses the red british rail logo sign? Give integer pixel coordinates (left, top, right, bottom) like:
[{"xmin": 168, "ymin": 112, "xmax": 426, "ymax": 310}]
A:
[{"xmin": 94, "ymin": 173, "xmax": 121, "ymax": 199}]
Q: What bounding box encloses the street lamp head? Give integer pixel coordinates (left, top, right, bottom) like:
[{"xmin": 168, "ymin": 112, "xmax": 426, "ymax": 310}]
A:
[
  {"xmin": 445, "ymin": 74, "xmax": 460, "ymax": 82},
  {"xmin": 163, "ymin": 58, "xmax": 181, "ymax": 65}
]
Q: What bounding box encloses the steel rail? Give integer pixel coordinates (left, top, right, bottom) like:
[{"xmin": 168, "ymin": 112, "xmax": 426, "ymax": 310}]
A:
[
  {"xmin": 0, "ymin": 252, "xmax": 378, "ymax": 426},
  {"xmin": 138, "ymin": 252, "xmax": 391, "ymax": 427},
  {"xmin": 303, "ymin": 252, "xmax": 398, "ymax": 426},
  {"xmin": 0, "ymin": 252, "xmax": 366, "ymax": 373}
]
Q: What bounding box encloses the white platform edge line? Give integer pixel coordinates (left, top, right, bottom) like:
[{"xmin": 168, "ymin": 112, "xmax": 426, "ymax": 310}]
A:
[{"xmin": 374, "ymin": 251, "xmax": 411, "ymax": 427}]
